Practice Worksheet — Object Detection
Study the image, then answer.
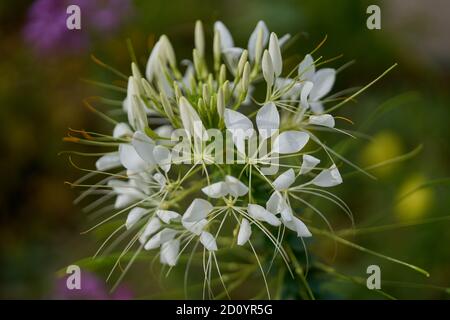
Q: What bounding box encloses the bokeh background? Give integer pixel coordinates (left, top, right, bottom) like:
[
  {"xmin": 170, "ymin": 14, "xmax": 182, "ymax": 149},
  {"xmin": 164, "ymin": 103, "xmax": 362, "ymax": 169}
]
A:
[{"xmin": 1, "ymin": 0, "xmax": 449, "ymax": 299}]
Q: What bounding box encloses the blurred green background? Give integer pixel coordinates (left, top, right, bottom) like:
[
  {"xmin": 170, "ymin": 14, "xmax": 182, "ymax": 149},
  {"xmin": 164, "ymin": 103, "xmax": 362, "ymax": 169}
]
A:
[{"xmin": 0, "ymin": 0, "xmax": 449, "ymax": 299}]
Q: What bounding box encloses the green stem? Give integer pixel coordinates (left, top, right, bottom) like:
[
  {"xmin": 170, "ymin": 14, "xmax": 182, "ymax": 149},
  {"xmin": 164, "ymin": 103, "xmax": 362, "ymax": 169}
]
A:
[
  {"xmin": 310, "ymin": 227, "xmax": 430, "ymax": 277},
  {"xmin": 286, "ymin": 247, "xmax": 315, "ymax": 300}
]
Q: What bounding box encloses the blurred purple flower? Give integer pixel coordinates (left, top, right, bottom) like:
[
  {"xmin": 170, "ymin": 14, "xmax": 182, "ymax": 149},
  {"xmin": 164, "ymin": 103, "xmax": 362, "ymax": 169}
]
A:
[
  {"xmin": 23, "ymin": 0, "xmax": 133, "ymax": 55},
  {"xmin": 53, "ymin": 271, "xmax": 133, "ymax": 300}
]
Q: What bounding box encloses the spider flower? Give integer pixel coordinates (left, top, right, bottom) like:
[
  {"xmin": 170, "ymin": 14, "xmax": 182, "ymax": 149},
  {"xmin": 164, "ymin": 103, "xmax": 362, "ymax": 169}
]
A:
[{"xmin": 67, "ymin": 20, "xmax": 358, "ymax": 297}]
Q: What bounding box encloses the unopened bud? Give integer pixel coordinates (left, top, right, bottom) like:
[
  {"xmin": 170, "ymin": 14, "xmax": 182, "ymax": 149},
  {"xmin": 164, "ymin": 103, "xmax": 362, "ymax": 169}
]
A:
[
  {"xmin": 262, "ymin": 50, "xmax": 274, "ymax": 88},
  {"xmin": 195, "ymin": 20, "xmax": 205, "ymax": 58},
  {"xmin": 237, "ymin": 50, "xmax": 248, "ymax": 78},
  {"xmin": 217, "ymin": 87, "xmax": 225, "ymax": 119}
]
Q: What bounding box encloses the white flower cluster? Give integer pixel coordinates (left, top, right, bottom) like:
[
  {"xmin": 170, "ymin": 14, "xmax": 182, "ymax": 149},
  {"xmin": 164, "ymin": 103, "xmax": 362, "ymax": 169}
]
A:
[{"xmin": 85, "ymin": 20, "xmax": 346, "ymax": 268}]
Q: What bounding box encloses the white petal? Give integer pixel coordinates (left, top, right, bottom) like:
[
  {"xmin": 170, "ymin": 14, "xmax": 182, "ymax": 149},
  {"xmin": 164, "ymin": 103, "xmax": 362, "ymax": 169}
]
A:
[
  {"xmin": 248, "ymin": 21, "xmax": 269, "ymax": 61},
  {"xmin": 275, "ymin": 77, "xmax": 291, "ymax": 95},
  {"xmin": 267, "ymin": 192, "xmax": 292, "ymax": 221},
  {"xmin": 155, "ymin": 68, "xmax": 174, "ymax": 98},
  {"xmin": 125, "ymin": 207, "xmax": 147, "ymax": 230},
  {"xmin": 153, "ymin": 172, "xmax": 166, "ymax": 188},
  {"xmin": 179, "ymin": 97, "xmax": 206, "ymax": 139},
  {"xmin": 275, "ymin": 77, "xmax": 289, "ymax": 89},
  {"xmin": 113, "ymin": 123, "xmax": 132, "ymax": 138},
  {"xmin": 124, "ymin": 76, "xmax": 136, "ymax": 107},
  {"xmin": 309, "ymin": 101, "xmax": 324, "ymax": 114},
  {"xmin": 283, "ymin": 216, "xmax": 312, "ymax": 237},
  {"xmin": 132, "ymin": 131, "xmax": 156, "ymax": 164},
  {"xmin": 202, "ymin": 182, "xmax": 229, "ymax": 198},
  {"xmin": 214, "ymin": 21, "xmax": 234, "ymax": 50},
  {"xmin": 309, "ymin": 68, "xmax": 335, "ymax": 101},
  {"xmin": 132, "ymin": 62, "xmax": 142, "ymax": 81},
  {"xmin": 108, "ymin": 179, "xmax": 127, "ymax": 193},
  {"xmin": 145, "ymin": 40, "xmax": 162, "ymax": 80},
  {"xmin": 234, "ymin": 131, "xmax": 257, "ymax": 158},
  {"xmin": 272, "ymin": 169, "xmax": 296, "ymax": 191},
  {"xmin": 182, "ymin": 219, "xmax": 207, "ymax": 235},
  {"xmin": 200, "ymin": 231, "xmax": 218, "ymax": 251},
  {"xmin": 262, "ymin": 50, "xmax": 274, "ymax": 87},
  {"xmin": 224, "ymin": 108, "xmax": 253, "ymax": 132},
  {"xmin": 280, "ymin": 201, "xmax": 293, "ymax": 221},
  {"xmin": 311, "ymin": 164, "xmax": 343, "ymax": 187},
  {"xmin": 237, "ymin": 218, "xmax": 252, "ymax": 246},
  {"xmin": 272, "ymin": 131, "xmax": 309, "ymax": 154},
  {"xmin": 95, "ymin": 153, "xmax": 120, "ymax": 171},
  {"xmin": 309, "ymin": 114, "xmax": 335, "ymax": 128},
  {"xmin": 276, "ymin": 78, "xmax": 302, "ymax": 100},
  {"xmin": 248, "ymin": 204, "xmax": 281, "ymax": 226},
  {"xmin": 298, "ymin": 54, "xmax": 315, "ymax": 81},
  {"xmin": 158, "ymin": 228, "xmax": 178, "ymax": 243},
  {"xmin": 160, "ymin": 239, "xmax": 180, "ymax": 266},
  {"xmin": 269, "ymin": 33, "xmax": 282, "ymax": 76},
  {"xmin": 153, "ymin": 145, "xmax": 172, "ymax": 172},
  {"xmin": 128, "ymin": 88, "xmax": 148, "ymax": 131},
  {"xmin": 110, "ymin": 181, "xmax": 146, "ymax": 207},
  {"xmin": 154, "ymin": 125, "xmax": 173, "ymax": 139},
  {"xmin": 129, "ymin": 174, "xmax": 151, "ymax": 193},
  {"xmin": 144, "ymin": 228, "xmax": 177, "ymax": 250},
  {"xmin": 139, "ymin": 217, "xmax": 161, "ymax": 244},
  {"xmin": 223, "ymin": 47, "xmax": 244, "ymax": 73},
  {"xmin": 108, "ymin": 179, "xmax": 143, "ymax": 197},
  {"xmin": 114, "ymin": 194, "xmax": 136, "ymax": 209},
  {"xmin": 182, "ymin": 199, "xmax": 213, "ymax": 223},
  {"xmin": 300, "ymin": 81, "xmax": 314, "ymax": 110},
  {"xmin": 266, "ymin": 192, "xmax": 282, "ymax": 214},
  {"xmin": 256, "ymin": 102, "xmax": 279, "ymax": 140},
  {"xmin": 225, "ymin": 175, "xmax": 249, "ymax": 197},
  {"xmin": 119, "ymin": 143, "xmax": 148, "ymax": 172},
  {"xmin": 122, "ymin": 97, "xmax": 131, "ymax": 113},
  {"xmin": 300, "ymin": 154, "xmax": 321, "ymax": 175},
  {"xmin": 156, "ymin": 210, "xmax": 181, "ymax": 224},
  {"xmin": 278, "ymin": 34, "xmax": 291, "ymax": 47},
  {"xmin": 159, "ymin": 35, "xmax": 176, "ymax": 67}
]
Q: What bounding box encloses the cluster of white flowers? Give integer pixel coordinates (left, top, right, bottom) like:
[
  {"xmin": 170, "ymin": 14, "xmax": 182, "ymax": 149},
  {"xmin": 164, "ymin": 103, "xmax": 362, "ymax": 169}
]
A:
[{"xmin": 76, "ymin": 20, "xmax": 349, "ymax": 270}]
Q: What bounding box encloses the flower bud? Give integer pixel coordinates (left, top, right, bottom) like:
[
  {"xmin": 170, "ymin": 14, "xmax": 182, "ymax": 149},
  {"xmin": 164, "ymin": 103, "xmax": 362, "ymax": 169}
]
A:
[
  {"xmin": 219, "ymin": 64, "xmax": 226, "ymax": 86},
  {"xmin": 160, "ymin": 35, "xmax": 176, "ymax": 68},
  {"xmin": 254, "ymin": 27, "xmax": 264, "ymax": 66},
  {"xmin": 141, "ymin": 78, "xmax": 158, "ymax": 100},
  {"xmin": 160, "ymin": 91, "xmax": 174, "ymax": 121},
  {"xmin": 195, "ymin": 20, "xmax": 205, "ymax": 58},
  {"xmin": 217, "ymin": 87, "xmax": 225, "ymax": 119},
  {"xmin": 173, "ymin": 82, "xmax": 182, "ymax": 104},
  {"xmin": 268, "ymin": 32, "xmax": 282, "ymax": 77},
  {"xmin": 213, "ymin": 29, "xmax": 221, "ymax": 71},
  {"xmin": 193, "ymin": 48, "xmax": 203, "ymax": 79},
  {"xmin": 202, "ymin": 84, "xmax": 210, "ymax": 107},
  {"xmin": 239, "ymin": 62, "xmax": 251, "ymax": 96},
  {"xmin": 131, "ymin": 62, "xmax": 142, "ymax": 79},
  {"xmin": 129, "ymin": 83, "xmax": 148, "ymax": 132},
  {"xmin": 237, "ymin": 50, "xmax": 248, "ymax": 78},
  {"xmin": 262, "ymin": 50, "xmax": 274, "ymax": 88},
  {"xmin": 222, "ymin": 80, "xmax": 230, "ymax": 104}
]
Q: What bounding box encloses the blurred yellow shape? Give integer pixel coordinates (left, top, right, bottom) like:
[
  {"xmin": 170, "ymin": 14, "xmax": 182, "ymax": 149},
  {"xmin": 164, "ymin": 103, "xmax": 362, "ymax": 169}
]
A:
[
  {"xmin": 360, "ymin": 131, "xmax": 403, "ymax": 177},
  {"xmin": 395, "ymin": 174, "xmax": 433, "ymax": 221}
]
